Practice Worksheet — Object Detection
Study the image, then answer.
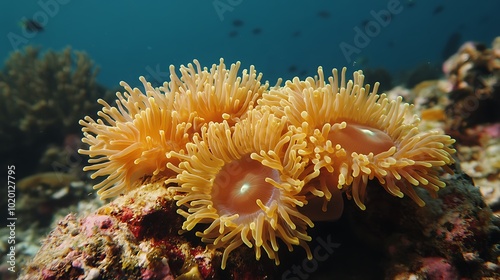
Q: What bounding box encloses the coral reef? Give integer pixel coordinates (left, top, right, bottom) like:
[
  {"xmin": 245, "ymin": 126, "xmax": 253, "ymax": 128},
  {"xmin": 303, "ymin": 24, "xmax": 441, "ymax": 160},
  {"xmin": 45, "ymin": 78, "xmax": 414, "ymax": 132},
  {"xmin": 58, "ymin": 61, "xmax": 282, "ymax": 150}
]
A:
[
  {"xmin": 15, "ymin": 172, "xmax": 96, "ymax": 226},
  {"xmin": 347, "ymin": 168, "xmax": 499, "ymax": 279},
  {"xmin": 443, "ymin": 37, "xmax": 500, "ymax": 133},
  {"xmin": 436, "ymin": 36, "xmax": 500, "ymax": 221},
  {"xmin": 19, "ymin": 181, "xmax": 245, "ymax": 280},
  {"xmin": 457, "ymin": 133, "xmax": 500, "ymax": 214},
  {"xmin": 409, "ymin": 80, "xmax": 450, "ymax": 122},
  {"xmin": 0, "ymin": 177, "xmax": 100, "ymax": 280}
]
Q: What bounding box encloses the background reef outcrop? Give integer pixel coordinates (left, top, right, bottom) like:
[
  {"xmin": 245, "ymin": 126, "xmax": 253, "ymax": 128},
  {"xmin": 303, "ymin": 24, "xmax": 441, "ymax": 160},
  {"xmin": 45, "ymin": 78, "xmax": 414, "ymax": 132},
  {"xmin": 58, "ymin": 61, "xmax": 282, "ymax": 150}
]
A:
[
  {"xmin": 443, "ymin": 38, "xmax": 500, "ymax": 133},
  {"xmin": 0, "ymin": 46, "xmax": 112, "ymax": 179}
]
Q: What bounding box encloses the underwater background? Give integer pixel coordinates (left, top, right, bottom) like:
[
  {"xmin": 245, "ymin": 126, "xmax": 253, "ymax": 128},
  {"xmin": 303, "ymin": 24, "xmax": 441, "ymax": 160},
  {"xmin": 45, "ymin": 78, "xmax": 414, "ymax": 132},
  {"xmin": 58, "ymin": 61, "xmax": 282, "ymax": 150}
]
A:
[
  {"xmin": 2, "ymin": 1, "xmax": 500, "ymax": 279},
  {"xmin": 1, "ymin": 0, "xmax": 499, "ymax": 87}
]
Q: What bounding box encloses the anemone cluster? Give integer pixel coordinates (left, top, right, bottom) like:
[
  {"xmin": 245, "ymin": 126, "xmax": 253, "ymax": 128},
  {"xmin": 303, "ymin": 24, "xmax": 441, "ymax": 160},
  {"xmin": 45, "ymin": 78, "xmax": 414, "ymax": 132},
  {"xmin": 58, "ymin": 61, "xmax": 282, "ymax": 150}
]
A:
[{"xmin": 79, "ymin": 59, "xmax": 456, "ymax": 269}]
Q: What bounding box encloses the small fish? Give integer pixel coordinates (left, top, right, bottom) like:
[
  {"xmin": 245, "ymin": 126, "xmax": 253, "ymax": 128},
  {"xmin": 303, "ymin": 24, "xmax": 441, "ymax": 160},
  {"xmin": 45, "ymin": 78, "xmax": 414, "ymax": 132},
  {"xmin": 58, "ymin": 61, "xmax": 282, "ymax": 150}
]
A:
[
  {"xmin": 228, "ymin": 30, "xmax": 238, "ymax": 38},
  {"xmin": 406, "ymin": 0, "xmax": 415, "ymax": 8},
  {"xmin": 292, "ymin": 30, "xmax": 301, "ymax": 37},
  {"xmin": 21, "ymin": 19, "xmax": 43, "ymax": 33},
  {"xmin": 252, "ymin": 28, "xmax": 262, "ymax": 35},
  {"xmin": 232, "ymin": 19, "xmax": 244, "ymax": 27},
  {"xmin": 317, "ymin": 10, "xmax": 330, "ymax": 19},
  {"xmin": 288, "ymin": 65, "xmax": 297, "ymax": 73},
  {"xmin": 433, "ymin": 5, "xmax": 444, "ymax": 15},
  {"xmin": 352, "ymin": 56, "xmax": 369, "ymax": 67}
]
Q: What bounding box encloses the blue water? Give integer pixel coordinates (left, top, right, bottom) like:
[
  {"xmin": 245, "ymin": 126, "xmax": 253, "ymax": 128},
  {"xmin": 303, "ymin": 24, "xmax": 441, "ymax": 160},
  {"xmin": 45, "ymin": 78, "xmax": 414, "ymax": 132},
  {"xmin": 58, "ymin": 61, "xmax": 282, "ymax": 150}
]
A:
[{"xmin": 1, "ymin": 0, "xmax": 499, "ymax": 89}]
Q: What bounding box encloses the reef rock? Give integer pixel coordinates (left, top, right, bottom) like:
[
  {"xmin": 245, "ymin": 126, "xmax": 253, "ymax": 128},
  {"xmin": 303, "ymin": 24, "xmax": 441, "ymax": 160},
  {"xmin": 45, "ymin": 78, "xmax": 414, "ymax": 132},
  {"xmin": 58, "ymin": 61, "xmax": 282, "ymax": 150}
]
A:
[
  {"xmin": 19, "ymin": 179, "xmax": 277, "ymax": 280},
  {"xmin": 19, "ymin": 164, "xmax": 500, "ymax": 279},
  {"xmin": 19, "ymin": 182, "xmax": 220, "ymax": 280},
  {"xmin": 443, "ymin": 37, "xmax": 500, "ymax": 134}
]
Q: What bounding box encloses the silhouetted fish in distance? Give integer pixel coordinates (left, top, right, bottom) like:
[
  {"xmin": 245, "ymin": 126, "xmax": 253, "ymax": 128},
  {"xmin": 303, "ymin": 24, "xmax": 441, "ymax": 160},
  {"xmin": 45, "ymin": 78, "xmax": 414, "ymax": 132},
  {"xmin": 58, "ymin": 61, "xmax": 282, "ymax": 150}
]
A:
[
  {"xmin": 433, "ymin": 5, "xmax": 444, "ymax": 15},
  {"xmin": 317, "ymin": 10, "xmax": 330, "ymax": 19},
  {"xmin": 232, "ymin": 19, "xmax": 244, "ymax": 27},
  {"xmin": 228, "ymin": 30, "xmax": 238, "ymax": 38},
  {"xmin": 20, "ymin": 19, "xmax": 43, "ymax": 33},
  {"xmin": 252, "ymin": 28, "xmax": 262, "ymax": 35}
]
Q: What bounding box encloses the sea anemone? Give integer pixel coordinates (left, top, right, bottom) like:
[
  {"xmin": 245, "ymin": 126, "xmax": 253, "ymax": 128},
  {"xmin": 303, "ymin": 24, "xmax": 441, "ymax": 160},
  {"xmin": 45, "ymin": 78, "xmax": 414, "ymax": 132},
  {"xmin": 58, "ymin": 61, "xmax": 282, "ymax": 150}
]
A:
[
  {"xmin": 79, "ymin": 59, "xmax": 266, "ymax": 199},
  {"xmin": 166, "ymin": 109, "xmax": 314, "ymax": 269},
  {"xmin": 78, "ymin": 77, "xmax": 192, "ymax": 199},
  {"xmin": 167, "ymin": 58, "xmax": 268, "ymax": 132},
  {"xmin": 258, "ymin": 67, "xmax": 456, "ymax": 212}
]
